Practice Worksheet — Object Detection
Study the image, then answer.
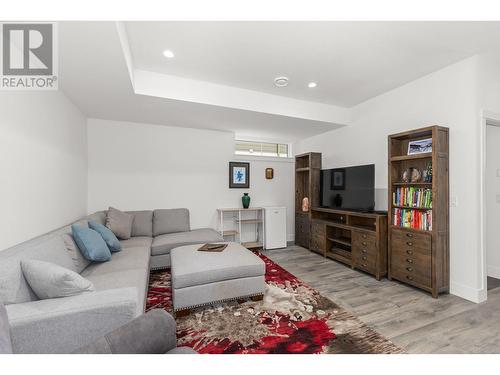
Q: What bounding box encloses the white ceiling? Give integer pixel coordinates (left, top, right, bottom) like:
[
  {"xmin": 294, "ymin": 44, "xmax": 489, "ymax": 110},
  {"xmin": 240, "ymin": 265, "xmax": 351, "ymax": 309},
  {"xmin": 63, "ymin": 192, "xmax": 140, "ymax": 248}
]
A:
[
  {"xmin": 59, "ymin": 22, "xmax": 341, "ymax": 141},
  {"xmin": 125, "ymin": 21, "xmax": 500, "ymax": 107},
  {"xmin": 60, "ymin": 21, "xmax": 500, "ymax": 141}
]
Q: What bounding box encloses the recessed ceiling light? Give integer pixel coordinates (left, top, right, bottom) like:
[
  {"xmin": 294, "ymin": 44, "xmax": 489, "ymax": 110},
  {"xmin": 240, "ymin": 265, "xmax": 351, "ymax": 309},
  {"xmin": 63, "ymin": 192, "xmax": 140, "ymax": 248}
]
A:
[
  {"xmin": 163, "ymin": 50, "xmax": 175, "ymax": 59},
  {"xmin": 308, "ymin": 82, "xmax": 317, "ymax": 88},
  {"xmin": 274, "ymin": 76, "xmax": 289, "ymax": 87}
]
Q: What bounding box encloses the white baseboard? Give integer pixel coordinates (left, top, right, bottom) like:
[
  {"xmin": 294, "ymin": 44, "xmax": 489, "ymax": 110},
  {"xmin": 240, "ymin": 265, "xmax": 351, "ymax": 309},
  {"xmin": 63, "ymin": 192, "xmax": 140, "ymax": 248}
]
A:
[
  {"xmin": 450, "ymin": 282, "xmax": 487, "ymax": 303},
  {"xmin": 487, "ymin": 265, "xmax": 500, "ymax": 279}
]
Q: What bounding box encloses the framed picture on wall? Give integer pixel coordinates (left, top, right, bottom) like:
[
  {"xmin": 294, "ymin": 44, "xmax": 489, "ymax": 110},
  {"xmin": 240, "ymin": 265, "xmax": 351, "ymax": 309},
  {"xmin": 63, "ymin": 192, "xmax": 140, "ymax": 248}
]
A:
[{"xmin": 229, "ymin": 162, "xmax": 250, "ymax": 188}]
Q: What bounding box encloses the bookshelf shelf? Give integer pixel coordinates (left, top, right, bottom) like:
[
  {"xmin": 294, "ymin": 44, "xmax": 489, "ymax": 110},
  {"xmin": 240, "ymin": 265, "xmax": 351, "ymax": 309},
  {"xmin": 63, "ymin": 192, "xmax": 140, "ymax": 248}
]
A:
[
  {"xmin": 392, "ymin": 205, "xmax": 432, "ymax": 210},
  {"xmin": 388, "ymin": 125, "xmax": 449, "ymax": 298},
  {"xmin": 390, "ymin": 153, "xmax": 432, "ymax": 162},
  {"xmin": 389, "ymin": 225, "xmax": 431, "ymax": 233},
  {"xmin": 392, "ymin": 182, "xmax": 432, "ymax": 186}
]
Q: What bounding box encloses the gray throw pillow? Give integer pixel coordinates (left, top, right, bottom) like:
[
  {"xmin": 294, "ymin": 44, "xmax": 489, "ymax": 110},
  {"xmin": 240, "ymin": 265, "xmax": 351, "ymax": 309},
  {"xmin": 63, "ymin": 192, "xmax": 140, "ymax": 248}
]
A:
[
  {"xmin": 106, "ymin": 207, "xmax": 133, "ymax": 240},
  {"xmin": 21, "ymin": 259, "xmax": 95, "ymax": 300}
]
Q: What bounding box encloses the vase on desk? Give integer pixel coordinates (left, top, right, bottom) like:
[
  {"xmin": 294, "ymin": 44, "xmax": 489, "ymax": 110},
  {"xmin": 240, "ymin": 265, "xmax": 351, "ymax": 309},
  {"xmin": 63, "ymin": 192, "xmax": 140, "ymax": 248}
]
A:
[{"xmin": 242, "ymin": 193, "xmax": 251, "ymax": 209}]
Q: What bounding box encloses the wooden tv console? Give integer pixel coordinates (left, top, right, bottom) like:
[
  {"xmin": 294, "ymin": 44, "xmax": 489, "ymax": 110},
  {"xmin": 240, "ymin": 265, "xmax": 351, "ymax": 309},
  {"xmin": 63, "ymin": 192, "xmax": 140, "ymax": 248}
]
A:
[{"xmin": 309, "ymin": 207, "xmax": 388, "ymax": 280}]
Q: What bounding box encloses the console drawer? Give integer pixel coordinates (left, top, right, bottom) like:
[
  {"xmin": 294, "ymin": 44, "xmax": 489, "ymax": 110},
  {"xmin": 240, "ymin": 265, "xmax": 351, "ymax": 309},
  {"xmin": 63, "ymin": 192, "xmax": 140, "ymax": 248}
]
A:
[{"xmin": 352, "ymin": 230, "xmax": 377, "ymax": 256}]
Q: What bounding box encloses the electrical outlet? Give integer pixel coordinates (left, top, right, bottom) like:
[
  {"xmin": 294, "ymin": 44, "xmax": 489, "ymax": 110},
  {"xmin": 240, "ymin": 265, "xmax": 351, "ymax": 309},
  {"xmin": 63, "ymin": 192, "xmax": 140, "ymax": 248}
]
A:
[{"xmin": 451, "ymin": 196, "xmax": 458, "ymax": 207}]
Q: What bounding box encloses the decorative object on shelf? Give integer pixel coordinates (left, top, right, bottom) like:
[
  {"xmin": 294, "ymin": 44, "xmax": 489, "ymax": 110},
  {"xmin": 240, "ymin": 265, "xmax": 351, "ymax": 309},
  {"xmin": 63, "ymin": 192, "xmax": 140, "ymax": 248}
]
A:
[
  {"xmin": 423, "ymin": 161, "xmax": 433, "ymax": 183},
  {"xmin": 242, "ymin": 193, "xmax": 251, "ymax": 209},
  {"xmin": 407, "ymin": 138, "xmax": 432, "ymax": 155},
  {"xmin": 330, "ymin": 168, "xmax": 346, "ymax": 190},
  {"xmin": 229, "ymin": 162, "xmax": 250, "ymax": 188},
  {"xmin": 402, "ymin": 167, "xmax": 421, "ymax": 183},
  {"xmin": 333, "ymin": 193, "xmax": 343, "ymax": 207},
  {"xmin": 301, "ymin": 197, "xmax": 310, "ymax": 212},
  {"xmin": 265, "ymin": 168, "xmax": 274, "ymax": 179}
]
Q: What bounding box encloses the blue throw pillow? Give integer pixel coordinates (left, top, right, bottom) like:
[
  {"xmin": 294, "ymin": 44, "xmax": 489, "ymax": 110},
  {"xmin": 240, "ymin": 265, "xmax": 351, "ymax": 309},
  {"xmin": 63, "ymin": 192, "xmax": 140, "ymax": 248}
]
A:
[
  {"xmin": 71, "ymin": 225, "xmax": 112, "ymax": 262},
  {"xmin": 88, "ymin": 220, "xmax": 122, "ymax": 252}
]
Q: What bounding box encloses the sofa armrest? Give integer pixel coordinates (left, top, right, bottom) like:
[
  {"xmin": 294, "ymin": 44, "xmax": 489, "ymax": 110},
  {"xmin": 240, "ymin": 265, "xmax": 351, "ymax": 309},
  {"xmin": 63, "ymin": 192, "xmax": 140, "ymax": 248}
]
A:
[
  {"xmin": 6, "ymin": 288, "xmax": 139, "ymax": 353},
  {"xmin": 74, "ymin": 309, "xmax": 177, "ymax": 354}
]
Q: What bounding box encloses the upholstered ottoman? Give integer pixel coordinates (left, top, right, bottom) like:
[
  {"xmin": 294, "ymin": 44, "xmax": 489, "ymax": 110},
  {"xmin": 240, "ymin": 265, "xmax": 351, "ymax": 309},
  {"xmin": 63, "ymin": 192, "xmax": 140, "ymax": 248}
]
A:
[{"xmin": 170, "ymin": 242, "xmax": 266, "ymax": 314}]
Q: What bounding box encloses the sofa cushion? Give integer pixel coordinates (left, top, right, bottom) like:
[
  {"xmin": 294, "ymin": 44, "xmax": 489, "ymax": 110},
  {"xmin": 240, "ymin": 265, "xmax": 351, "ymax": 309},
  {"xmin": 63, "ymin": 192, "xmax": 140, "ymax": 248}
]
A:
[
  {"xmin": 21, "ymin": 260, "xmax": 95, "ymax": 299},
  {"xmin": 0, "ymin": 235, "xmax": 78, "ymax": 305},
  {"xmin": 86, "ymin": 211, "xmax": 107, "ymax": 226},
  {"xmin": 72, "ymin": 225, "xmax": 112, "ymax": 262},
  {"xmin": 151, "ymin": 229, "xmax": 223, "ymax": 256},
  {"xmin": 61, "ymin": 228, "xmax": 91, "ymax": 273},
  {"xmin": 153, "ymin": 208, "xmax": 190, "ymax": 236},
  {"xmin": 106, "ymin": 207, "xmax": 133, "ymax": 240},
  {"xmin": 170, "ymin": 242, "xmax": 265, "ymax": 289},
  {"xmin": 81, "ymin": 247, "xmax": 150, "ymax": 277},
  {"xmin": 85, "ymin": 269, "xmax": 148, "ymax": 311},
  {"xmin": 120, "ymin": 237, "xmax": 153, "ymax": 249},
  {"xmin": 89, "ymin": 220, "xmax": 122, "ymax": 252},
  {"xmin": 126, "ymin": 210, "xmax": 153, "ymax": 237},
  {"xmin": 0, "ymin": 303, "xmax": 12, "ymax": 354}
]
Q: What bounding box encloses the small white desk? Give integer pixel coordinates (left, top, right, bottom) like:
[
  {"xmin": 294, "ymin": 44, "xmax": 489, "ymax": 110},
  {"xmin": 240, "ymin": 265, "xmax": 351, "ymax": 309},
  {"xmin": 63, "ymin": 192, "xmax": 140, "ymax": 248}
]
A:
[{"xmin": 216, "ymin": 207, "xmax": 265, "ymax": 249}]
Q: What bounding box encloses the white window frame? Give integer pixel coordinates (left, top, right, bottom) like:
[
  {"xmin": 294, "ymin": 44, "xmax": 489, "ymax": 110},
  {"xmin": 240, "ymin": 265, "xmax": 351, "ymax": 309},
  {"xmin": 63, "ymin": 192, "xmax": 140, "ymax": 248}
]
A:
[{"xmin": 234, "ymin": 138, "xmax": 293, "ymax": 162}]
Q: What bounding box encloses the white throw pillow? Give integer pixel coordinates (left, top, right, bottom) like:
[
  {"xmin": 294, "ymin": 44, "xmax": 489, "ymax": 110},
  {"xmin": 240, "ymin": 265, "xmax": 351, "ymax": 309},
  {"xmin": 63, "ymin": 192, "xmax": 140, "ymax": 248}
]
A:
[{"xmin": 21, "ymin": 259, "xmax": 95, "ymax": 299}]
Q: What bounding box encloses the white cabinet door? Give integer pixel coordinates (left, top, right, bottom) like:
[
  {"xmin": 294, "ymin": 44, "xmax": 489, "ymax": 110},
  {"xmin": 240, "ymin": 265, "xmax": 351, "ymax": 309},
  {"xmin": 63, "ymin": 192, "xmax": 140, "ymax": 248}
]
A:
[{"xmin": 264, "ymin": 207, "xmax": 287, "ymax": 249}]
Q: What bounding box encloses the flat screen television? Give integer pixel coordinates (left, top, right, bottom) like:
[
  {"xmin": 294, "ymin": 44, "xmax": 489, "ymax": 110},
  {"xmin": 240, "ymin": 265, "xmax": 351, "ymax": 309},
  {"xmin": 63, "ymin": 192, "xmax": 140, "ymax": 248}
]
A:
[{"xmin": 320, "ymin": 164, "xmax": 375, "ymax": 211}]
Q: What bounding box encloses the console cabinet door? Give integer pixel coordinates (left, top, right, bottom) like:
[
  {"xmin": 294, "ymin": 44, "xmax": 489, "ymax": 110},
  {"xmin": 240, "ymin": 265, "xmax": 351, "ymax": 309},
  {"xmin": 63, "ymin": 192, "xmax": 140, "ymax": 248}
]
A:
[
  {"xmin": 310, "ymin": 221, "xmax": 325, "ymax": 255},
  {"xmin": 295, "ymin": 214, "xmax": 310, "ymax": 248}
]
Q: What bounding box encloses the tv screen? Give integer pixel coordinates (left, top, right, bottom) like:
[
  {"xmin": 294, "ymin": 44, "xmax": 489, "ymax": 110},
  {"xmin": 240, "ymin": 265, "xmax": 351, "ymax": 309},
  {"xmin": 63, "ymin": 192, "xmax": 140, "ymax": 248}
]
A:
[{"xmin": 320, "ymin": 164, "xmax": 375, "ymax": 211}]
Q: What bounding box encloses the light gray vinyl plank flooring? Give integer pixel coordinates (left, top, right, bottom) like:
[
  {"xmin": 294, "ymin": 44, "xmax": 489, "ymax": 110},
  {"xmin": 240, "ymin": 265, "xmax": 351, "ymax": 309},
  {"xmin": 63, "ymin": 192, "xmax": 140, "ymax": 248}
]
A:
[{"xmin": 262, "ymin": 246, "xmax": 500, "ymax": 354}]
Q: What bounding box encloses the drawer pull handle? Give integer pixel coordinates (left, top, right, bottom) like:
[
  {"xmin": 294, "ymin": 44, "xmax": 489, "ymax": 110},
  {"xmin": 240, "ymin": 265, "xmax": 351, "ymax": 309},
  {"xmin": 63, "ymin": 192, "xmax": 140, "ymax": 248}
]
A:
[
  {"xmin": 362, "ymin": 256, "xmax": 367, "ymax": 260},
  {"xmin": 406, "ymin": 258, "xmax": 413, "ymax": 263},
  {"xmin": 362, "ymin": 249, "xmax": 367, "ymax": 254},
  {"xmin": 406, "ymin": 233, "xmax": 414, "ymax": 238},
  {"xmin": 362, "ymin": 241, "xmax": 367, "ymax": 246},
  {"xmin": 362, "ymin": 234, "xmax": 367, "ymax": 239},
  {"xmin": 406, "ymin": 275, "xmax": 413, "ymax": 281},
  {"xmin": 362, "ymin": 263, "xmax": 367, "ymax": 267},
  {"xmin": 406, "ymin": 250, "xmax": 413, "ymax": 255},
  {"xmin": 406, "ymin": 267, "xmax": 413, "ymax": 272},
  {"xmin": 406, "ymin": 241, "xmax": 413, "ymax": 246}
]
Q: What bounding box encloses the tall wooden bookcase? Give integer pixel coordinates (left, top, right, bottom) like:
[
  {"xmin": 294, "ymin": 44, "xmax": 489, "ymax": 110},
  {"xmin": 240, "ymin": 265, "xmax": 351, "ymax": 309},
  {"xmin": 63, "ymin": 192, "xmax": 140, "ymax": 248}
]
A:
[
  {"xmin": 295, "ymin": 152, "xmax": 321, "ymax": 249},
  {"xmin": 388, "ymin": 125, "xmax": 449, "ymax": 298}
]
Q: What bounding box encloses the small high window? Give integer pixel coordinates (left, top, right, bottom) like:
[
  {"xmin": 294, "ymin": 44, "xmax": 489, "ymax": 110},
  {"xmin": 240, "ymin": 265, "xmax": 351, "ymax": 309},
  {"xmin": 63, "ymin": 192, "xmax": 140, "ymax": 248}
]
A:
[{"xmin": 235, "ymin": 140, "xmax": 289, "ymax": 158}]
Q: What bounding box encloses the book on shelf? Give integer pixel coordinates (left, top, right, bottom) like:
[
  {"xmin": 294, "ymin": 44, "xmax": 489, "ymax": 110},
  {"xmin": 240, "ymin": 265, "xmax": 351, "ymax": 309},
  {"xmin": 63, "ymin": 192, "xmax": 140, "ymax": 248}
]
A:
[
  {"xmin": 392, "ymin": 187, "xmax": 432, "ymax": 208},
  {"xmin": 392, "ymin": 208, "xmax": 432, "ymax": 231}
]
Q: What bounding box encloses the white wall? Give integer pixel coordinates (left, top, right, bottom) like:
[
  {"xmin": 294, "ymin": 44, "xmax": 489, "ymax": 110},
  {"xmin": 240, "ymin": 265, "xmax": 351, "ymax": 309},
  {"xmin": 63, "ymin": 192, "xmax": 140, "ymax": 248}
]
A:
[
  {"xmin": 478, "ymin": 55, "xmax": 500, "ymax": 282},
  {"xmin": 486, "ymin": 125, "xmax": 500, "ymax": 279},
  {"xmin": 0, "ymin": 91, "xmax": 87, "ymax": 251},
  {"xmin": 297, "ymin": 56, "xmax": 483, "ymax": 302},
  {"xmin": 87, "ymin": 119, "xmax": 295, "ymax": 241}
]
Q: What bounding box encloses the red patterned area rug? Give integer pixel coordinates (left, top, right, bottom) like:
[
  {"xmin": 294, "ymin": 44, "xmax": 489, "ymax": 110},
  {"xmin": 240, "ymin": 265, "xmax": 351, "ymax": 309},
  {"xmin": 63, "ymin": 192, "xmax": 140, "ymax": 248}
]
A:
[{"xmin": 146, "ymin": 252, "xmax": 404, "ymax": 354}]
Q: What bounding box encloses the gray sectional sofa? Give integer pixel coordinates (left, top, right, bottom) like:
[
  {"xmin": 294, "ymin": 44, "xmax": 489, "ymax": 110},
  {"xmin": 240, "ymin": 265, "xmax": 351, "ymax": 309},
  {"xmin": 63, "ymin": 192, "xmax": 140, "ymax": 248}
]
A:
[{"xmin": 0, "ymin": 208, "xmax": 222, "ymax": 354}]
